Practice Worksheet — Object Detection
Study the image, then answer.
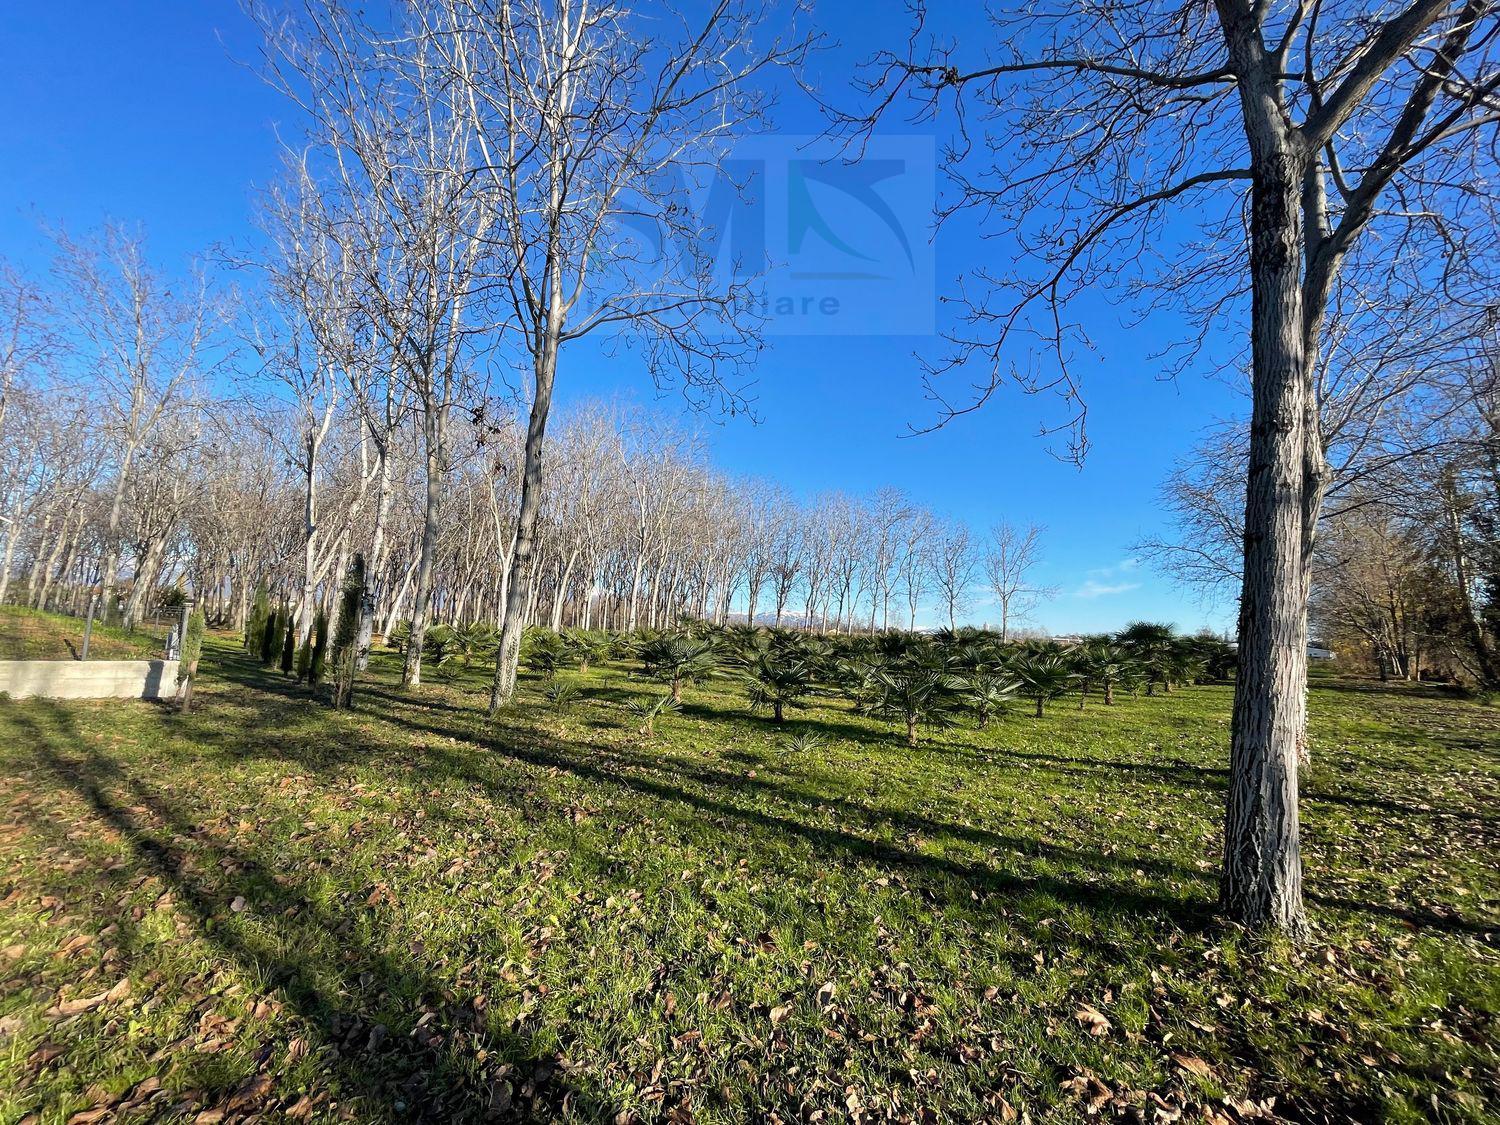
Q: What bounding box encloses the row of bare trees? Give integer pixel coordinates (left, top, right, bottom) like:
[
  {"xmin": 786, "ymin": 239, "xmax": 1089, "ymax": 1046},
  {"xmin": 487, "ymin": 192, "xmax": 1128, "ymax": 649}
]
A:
[
  {"xmin": 2, "ymin": 246, "xmax": 1057, "ymax": 651},
  {"xmin": 242, "ymin": 0, "xmax": 811, "ymax": 710}
]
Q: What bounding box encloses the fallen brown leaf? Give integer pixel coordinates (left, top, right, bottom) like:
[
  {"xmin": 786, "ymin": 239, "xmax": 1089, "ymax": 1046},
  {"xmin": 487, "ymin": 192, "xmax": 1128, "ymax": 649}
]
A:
[{"xmin": 1075, "ymin": 1003, "xmax": 1112, "ymax": 1037}]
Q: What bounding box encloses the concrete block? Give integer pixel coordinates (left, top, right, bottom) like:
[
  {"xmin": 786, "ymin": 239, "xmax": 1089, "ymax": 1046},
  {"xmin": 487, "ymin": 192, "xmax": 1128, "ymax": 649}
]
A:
[{"xmin": 0, "ymin": 659, "xmax": 180, "ymax": 701}]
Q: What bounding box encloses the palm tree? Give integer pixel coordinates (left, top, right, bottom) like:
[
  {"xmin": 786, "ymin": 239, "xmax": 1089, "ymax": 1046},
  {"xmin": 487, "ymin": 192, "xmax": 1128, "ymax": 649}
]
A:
[
  {"xmin": 636, "ymin": 631, "xmax": 721, "ymax": 703},
  {"xmin": 1116, "ymin": 621, "xmax": 1176, "ymax": 695},
  {"xmin": 1079, "ymin": 640, "xmax": 1132, "ymax": 706},
  {"xmin": 1166, "ymin": 643, "xmax": 1207, "ymax": 691},
  {"xmin": 1186, "ymin": 634, "xmax": 1237, "ymax": 681},
  {"xmin": 854, "ymin": 661, "xmax": 965, "ymax": 747},
  {"xmin": 524, "ymin": 627, "xmax": 570, "ymax": 680},
  {"xmin": 626, "ymin": 693, "xmax": 680, "ymax": 738},
  {"xmin": 562, "ymin": 628, "xmax": 609, "ymax": 674},
  {"xmin": 1011, "ymin": 651, "xmax": 1076, "ymax": 717},
  {"xmin": 741, "ymin": 644, "xmax": 818, "ymax": 723},
  {"xmin": 963, "ymin": 671, "xmax": 1018, "ymax": 729}
]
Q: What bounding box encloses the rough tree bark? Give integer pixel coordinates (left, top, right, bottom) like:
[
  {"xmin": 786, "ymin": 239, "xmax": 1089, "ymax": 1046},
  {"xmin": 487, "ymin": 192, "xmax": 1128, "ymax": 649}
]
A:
[{"xmin": 1218, "ymin": 26, "xmax": 1310, "ymax": 936}]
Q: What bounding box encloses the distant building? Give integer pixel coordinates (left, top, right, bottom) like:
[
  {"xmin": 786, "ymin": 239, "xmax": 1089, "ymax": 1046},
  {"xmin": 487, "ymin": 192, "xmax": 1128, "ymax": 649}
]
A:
[{"xmin": 1223, "ymin": 640, "xmax": 1336, "ymax": 660}]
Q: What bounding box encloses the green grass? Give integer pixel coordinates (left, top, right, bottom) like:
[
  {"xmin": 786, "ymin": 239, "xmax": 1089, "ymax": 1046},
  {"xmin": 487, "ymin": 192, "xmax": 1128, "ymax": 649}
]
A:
[
  {"xmin": 0, "ymin": 605, "xmax": 167, "ymax": 662},
  {"xmin": 0, "ymin": 633, "xmax": 1496, "ymax": 1123}
]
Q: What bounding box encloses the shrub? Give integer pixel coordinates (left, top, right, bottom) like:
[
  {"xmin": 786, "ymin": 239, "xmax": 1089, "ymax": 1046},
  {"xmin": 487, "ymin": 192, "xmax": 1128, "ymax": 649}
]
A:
[
  {"xmin": 309, "ymin": 610, "xmax": 329, "ymax": 687},
  {"xmin": 260, "ymin": 610, "xmax": 279, "ymax": 665},
  {"xmin": 280, "ymin": 617, "xmax": 296, "ymax": 674},
  {"xmin": 176, "ymin": 608, "xmax": 206, "ymax": 713}
]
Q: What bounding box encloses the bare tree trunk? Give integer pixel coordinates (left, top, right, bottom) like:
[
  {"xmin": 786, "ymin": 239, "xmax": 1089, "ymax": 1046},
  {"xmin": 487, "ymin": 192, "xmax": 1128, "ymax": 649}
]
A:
[
  {"xmin": 35, "ymin": 508, "xmax": 75, "ymax": 611},
  {"xmin": 99, "ymin": 441, "xmax": 138, "ymax": 621},
  {"xmin": 491, "ymin": 333, "xmax": 558, "ymax": 713},
  {"xmin": 124, "ymin": 530, "xmax": 171, "ymax": 628},
  {"xmin": 0, "ymin": 532, "xmax": 17, "ymax": 607},
  {"xmin": 551, "ymin": 549, "xmax": 579, "ymax": 631},
  {"xmin": 402, "ymin": 408, "xmax": 445, "ymax": 688},
  {"xmin": 368, "ymin": 440, "xmax": 395, "ymax": 587},
  {"xmin": 296, "ymin": 455, "xmax": 320, "ymax": 647},
  {"xmin": 24, "ymin": 511, "xmax": 54, "ymax": 606},
  {"xmin": 48, "ymin": 511, "xmax": 84, "ymax": 613},
  {"xmin": 1219, "ymin": 100, "xmax": 1310, "ymax": 939}
]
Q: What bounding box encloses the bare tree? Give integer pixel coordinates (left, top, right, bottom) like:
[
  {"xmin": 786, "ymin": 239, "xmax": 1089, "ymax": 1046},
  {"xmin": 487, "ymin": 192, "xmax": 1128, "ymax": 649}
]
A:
[
  {"xmin": 440, "ymin": 0, "xmax": 808, "ymax": 711},
  {"xmin": 849, "ymin": 0, "xmax": 1499, "ymax": 935},
  {"xmin": 52, "ymin": 225, "xmax": 222, "ymax": 623},
  {"xmin": 252, "ymin": 1, "xmax": 499, "ymax": 687},
  {"xmin": 984, "ymin": 522, "xmax": 1049, "ymax": 642},
  {"xmin": 929, "ymin": 517, "xmax": 977, "ymax": 631}
]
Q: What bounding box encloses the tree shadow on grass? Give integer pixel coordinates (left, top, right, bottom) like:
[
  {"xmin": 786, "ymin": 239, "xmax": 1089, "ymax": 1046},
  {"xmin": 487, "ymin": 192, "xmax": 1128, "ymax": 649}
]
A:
[
  {"xmin": 204, "ymin": 646, "xmax": 1500, "ymax": 939},
  {"xmin": 175, "ymin": 648, "xmax": 1500, "ymax": 939},
  {"xmin": 9, "ymin": 703, "xmax": 617, "ymax": 1124}
]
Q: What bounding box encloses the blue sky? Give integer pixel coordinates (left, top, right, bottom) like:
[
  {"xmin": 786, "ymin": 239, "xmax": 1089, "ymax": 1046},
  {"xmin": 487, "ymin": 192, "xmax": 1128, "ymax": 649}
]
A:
[{"xmin": 0, "ymin": 0, "xmax": 1244, "ymax": 634}]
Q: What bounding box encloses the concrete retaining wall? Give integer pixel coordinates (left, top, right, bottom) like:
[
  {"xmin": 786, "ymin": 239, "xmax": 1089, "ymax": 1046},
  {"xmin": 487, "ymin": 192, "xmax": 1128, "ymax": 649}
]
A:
[{"xmin": 0, "ymin": 659, "xmax": 179, "ymax": 701}]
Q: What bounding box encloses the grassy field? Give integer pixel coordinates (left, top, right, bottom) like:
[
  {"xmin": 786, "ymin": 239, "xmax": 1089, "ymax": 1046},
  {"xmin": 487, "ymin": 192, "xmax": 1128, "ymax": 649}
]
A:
[
  {"xmin": 0, "ymin": 605, "xmax": 168, "ymax": 662},
  {"xmin": 0, "ymin": 623, "xmax": 1496, "ymax": 1123}
]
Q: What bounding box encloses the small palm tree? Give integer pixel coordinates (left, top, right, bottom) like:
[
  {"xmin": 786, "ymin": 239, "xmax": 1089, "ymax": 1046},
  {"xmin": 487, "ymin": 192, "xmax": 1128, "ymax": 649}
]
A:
[
  {"xmin": 1011, "ymin": 652, "xmax": 1077, "ymax": 718},
  {"xmin": 524, "ymin": 628, "xmax": 571, "ymax": 679},
  {"xmin": 562, "ymin": 628, "xmax": 609, "ymax": 674},
  {"xmin": 783, "ymin": 730, "xmax": 826, "ymax": 755},
  {"xmin": 1187, "ymin": 634, "xmax": 1236, "ymax": 681},
  {"xmin": 1166, "ymin": 644, "xmax": 1207, "ymax": 690},
  {"xmin": 450, "ymin": 622, "xmax": 499, "ymax": 671},
  {"xmin": 741, "ymin": 644, "xmax": 818, "ymax": 723},
  {"xmin": 963, "ymin": 671, "xmax": 1019, "ymax": 729},
  {"xmin": 855, "ymin": 662, "xmax": 965, "ymax": 747},
  {"xmin": 542, "ymin": 680, "xmax": 580, "ymax": 710},
  {"xmin": 626, "ymin": 693, "xmax": 680, "ymax": 738},
  {"xmin": 1116, "ymin": 621, "xmax": 1176, "ymax": 695},
  {"xmin": 636, "ymin": 631, "xmax": 720, "ymax": 703},
  {"xmin": 424, "ymin": 623, "xmax": 459, "ymax": 675},
  {"xmin": 1074, "ymin": 642, "xmax": 1128, "ymax": 705}
]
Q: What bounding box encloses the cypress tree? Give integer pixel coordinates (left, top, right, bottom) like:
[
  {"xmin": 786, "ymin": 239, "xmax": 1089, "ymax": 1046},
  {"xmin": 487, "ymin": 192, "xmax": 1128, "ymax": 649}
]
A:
[
  {"xmin": 309, "ymin": 609, "xmax": 329, "ymax": 687},
  {"xmin": 177, "ymin": 609, "xmax": 206, "ymax": 713},
  {"xmin": 260, "ymin": 609, "xmax": 279, "ymax": 665},
  {"xmin": 295, "ymin": 632, "xmax": 313, "ymax": 682},
  {"xmin": 330, "ymin": 555, "xmax": 367, "ymax": 709},
  {"xmin": 246, "ymin": 580, "xmax": 269, "ymax": 651},
  {"xmin": 280, "ymin": 616, "xmax": 296, "ymax": 674}
]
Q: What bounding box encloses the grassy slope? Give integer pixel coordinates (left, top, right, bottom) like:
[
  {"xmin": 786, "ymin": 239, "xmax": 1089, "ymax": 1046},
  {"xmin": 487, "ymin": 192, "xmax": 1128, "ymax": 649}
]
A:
[
  {"xmin": 0, "ymin": 606, "xmax": 166, "ymax": 662},
  {"xmin": 0, "ymin": 637, "xmax": 1495, "ymax": 1124}
]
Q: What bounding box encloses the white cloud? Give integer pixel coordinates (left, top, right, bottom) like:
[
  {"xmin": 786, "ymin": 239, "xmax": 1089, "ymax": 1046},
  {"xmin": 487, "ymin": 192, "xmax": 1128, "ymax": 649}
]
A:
[{"xmin": 1073, "ymin": 579, "xmax": 1142, "ymax": 600}]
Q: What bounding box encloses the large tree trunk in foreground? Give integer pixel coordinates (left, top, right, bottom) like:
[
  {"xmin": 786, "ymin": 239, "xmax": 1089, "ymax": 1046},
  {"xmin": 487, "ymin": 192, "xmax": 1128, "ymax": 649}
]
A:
[{"xmin": 1219, "ymin": 110, "xmax": 1310, "ymax": 939}]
